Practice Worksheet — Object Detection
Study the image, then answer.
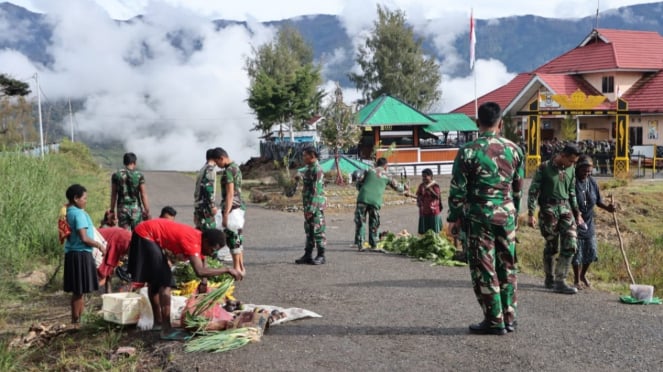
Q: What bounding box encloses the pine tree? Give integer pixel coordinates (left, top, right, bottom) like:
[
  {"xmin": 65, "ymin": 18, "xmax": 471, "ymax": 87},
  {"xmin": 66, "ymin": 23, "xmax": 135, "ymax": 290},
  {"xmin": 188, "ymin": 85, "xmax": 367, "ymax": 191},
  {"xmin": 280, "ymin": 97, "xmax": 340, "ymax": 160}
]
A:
[{"xmin": 348, "ymin": 5, "xmax": 441, "ymax": 111}]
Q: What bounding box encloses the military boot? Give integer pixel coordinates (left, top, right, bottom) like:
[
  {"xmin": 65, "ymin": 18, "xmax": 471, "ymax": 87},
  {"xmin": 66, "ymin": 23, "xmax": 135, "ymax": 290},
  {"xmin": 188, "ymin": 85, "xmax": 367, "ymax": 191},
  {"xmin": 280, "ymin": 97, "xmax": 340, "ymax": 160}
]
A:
[
  {"xmin": 543, "ymin": 254, "xmax": 555, "ymax": 289},
  {"xmin": 553, "ymin": 255, "xmax": 577, "ymax": 294},
  {"xmin": 295, "ymin": 252, "xmax": 314, "ymax": 265},
  {"xmin": 313, "ymin": 247, "xmax": 326, "ymax": 265}
]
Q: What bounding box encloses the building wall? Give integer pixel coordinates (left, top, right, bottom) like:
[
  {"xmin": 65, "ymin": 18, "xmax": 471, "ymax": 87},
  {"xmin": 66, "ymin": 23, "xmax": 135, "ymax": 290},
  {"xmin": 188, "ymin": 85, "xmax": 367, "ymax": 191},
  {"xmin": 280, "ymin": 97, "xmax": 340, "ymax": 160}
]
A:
[{"xmin": 583, "ymin": 71, "xmax": 643, "ymax": 100}]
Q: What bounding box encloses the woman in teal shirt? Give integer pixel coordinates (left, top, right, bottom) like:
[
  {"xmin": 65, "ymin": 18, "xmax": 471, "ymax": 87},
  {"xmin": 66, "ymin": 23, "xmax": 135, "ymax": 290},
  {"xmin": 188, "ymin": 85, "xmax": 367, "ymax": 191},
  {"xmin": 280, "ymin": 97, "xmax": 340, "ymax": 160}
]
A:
[{"xmin": 64, "ymin": 184, "xmax": 106, "ymax": 325}]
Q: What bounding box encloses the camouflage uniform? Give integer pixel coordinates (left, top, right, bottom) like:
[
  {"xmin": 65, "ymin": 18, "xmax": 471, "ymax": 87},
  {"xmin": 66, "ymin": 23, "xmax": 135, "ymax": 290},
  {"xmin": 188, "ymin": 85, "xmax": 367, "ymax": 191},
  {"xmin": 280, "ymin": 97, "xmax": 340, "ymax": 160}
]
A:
[
  {"xmin": 111, "ymin": 168, "xmax": 146, "ymax": 230},
  {"xmin": 527, "ymin": 160, "xmax": 580, "ymax": 288},
  {"xmin": 194, "ymin": 162, "xmax": 217, "ymax": 230},
  {"xmin": 221, "ymin": 161, "xmax": 246, "ymax": 253},
  {"xmin": 354, "ymin": 168, "xmax": 406, "ymax": 248},
  {"xmin": 301, "ymin": 160, "xmax": 327, "ymax": 257},
  {"xmin": 448, "ymin": 131, "xmax": 524, "ymax": 330}
]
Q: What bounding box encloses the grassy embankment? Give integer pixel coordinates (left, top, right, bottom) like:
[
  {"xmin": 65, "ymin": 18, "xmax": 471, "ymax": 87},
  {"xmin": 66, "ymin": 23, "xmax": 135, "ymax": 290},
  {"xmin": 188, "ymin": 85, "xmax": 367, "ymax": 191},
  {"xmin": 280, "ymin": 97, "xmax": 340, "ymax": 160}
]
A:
[{"xmin": 0, "ymin": 140, "xmax": 148, "ymax": 371}]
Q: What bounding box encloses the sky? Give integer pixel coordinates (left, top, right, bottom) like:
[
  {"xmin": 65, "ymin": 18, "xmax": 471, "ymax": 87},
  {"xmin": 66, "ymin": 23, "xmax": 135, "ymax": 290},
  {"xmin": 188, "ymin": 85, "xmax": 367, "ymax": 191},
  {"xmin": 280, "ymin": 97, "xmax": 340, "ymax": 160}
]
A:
[{"xmin": 1, "ymin": 0, "xmax": 657, "ymax": 170}]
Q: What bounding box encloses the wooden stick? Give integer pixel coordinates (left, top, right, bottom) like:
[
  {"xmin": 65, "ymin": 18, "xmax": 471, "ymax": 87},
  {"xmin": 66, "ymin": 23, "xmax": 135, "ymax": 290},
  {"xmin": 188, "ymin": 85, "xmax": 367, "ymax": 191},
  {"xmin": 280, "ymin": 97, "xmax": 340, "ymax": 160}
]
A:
[{"xmin": 610, "ymin": 194, "xmax": 635, "ymax": 284}]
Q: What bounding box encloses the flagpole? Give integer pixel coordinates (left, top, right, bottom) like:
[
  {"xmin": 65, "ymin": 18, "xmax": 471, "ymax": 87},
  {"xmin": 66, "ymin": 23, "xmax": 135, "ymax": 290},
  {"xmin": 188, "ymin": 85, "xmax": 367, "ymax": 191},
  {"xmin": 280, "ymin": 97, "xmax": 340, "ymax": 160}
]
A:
[
  {"xmin": 474, "ymin": 62, "xmax": 478, "ymax": 119},
  {"xmin": 470, "ymin": 8, "xmax": 477, "ymax": 119}
]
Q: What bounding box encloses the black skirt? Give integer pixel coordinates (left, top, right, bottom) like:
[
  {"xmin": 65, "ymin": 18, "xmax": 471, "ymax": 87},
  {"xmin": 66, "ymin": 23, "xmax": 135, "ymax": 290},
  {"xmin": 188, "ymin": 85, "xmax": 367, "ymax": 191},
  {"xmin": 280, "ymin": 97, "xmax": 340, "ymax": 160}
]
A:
[
  {"xmin": 64, "ymin": 251, "xmax": 99, "ymax": 294},
  {"xmin": 127, "ymin": 233, "xmax": 176, "ymax": 288}
]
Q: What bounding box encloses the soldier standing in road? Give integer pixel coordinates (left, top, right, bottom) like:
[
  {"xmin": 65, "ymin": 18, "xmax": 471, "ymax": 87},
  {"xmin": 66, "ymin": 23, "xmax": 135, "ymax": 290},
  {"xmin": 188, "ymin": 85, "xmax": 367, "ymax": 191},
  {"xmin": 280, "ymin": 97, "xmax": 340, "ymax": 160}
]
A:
[
  {"xmin": 218, "ymin": 148, "xmax": 247, "ymax": 275},
  {"xmin": 295, "ymin": 146, "xmax": 327, "ymax": 265},
  {"xmin": 354, "ymin": 157, "xmax": 408, "ymax": 250},
  {"xmin": 447, "ymin": 102, "xmax": 524, "ymax": 336},
  {"xmin": 527, "ymin": 143, "xmax": 583, "ymax": 294},
  {"xmin": 109, "ymin": 152, "xmax": 150, "ymax": 230},
  {"xmin": 194, "ymin": 148, "xmax": 222, "ymax": 231}
]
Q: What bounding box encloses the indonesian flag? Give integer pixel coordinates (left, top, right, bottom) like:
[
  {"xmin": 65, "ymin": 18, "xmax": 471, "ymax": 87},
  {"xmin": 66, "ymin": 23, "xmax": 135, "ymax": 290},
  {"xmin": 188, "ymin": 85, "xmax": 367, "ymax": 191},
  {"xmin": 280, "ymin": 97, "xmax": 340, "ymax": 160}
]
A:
[{"xmin": 470, "ymin": 9, "xmax": 476, "ymax": 70}]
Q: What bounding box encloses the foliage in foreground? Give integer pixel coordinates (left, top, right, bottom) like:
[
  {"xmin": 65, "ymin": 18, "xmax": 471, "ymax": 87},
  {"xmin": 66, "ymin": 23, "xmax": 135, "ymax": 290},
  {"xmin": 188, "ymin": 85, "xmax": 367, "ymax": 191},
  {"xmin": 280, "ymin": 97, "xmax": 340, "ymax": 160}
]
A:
[{"xmin": 0, "ymin": 139, "xmax": 107, "ymax": 284}]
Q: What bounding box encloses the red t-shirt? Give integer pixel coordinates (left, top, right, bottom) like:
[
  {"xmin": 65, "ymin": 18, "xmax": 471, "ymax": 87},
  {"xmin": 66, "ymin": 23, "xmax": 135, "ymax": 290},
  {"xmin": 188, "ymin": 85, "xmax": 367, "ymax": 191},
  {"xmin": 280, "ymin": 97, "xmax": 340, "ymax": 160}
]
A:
[
  {"xmin": 98, "ymin": 227, "xmax": 132, "ymax": 277},
  {"xmin": 134, "ymin": 219, "xmax": 202, "ymax": 258}
]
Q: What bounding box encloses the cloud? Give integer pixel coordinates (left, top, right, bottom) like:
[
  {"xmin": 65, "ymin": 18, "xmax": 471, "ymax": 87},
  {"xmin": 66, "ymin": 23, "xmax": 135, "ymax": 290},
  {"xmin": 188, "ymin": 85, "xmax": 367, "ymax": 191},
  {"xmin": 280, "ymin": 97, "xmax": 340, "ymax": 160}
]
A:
[
  {"xmin": 437, "ymin": 59, "xmax": 516, "ymax": 113},
  {"xmin": 2, "ymin": 0, "xmax": 517, "ymax": 170},
  {"xmin": 1, "ymin": 0, "xmax": 280, "ymax": 171}
]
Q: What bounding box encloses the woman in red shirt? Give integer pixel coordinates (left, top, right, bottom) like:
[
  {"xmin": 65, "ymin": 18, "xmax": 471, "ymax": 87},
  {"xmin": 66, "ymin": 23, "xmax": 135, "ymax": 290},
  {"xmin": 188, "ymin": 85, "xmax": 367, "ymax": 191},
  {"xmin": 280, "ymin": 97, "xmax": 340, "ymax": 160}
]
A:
[
  {"xmin": 128, "ymin": 218, "xmax": 242, "ymax": 340},
  {"xmin": 415, "ymin": 168, "xmax": 443, "ymax": 234}
]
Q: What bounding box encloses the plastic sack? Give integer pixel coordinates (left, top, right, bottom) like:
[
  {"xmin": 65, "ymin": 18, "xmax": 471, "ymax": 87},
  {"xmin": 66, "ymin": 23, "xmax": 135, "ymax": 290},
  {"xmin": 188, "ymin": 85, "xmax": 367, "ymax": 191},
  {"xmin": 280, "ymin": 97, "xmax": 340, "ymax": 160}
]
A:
[
  {"xmin": 227, "ymin": 209, "xmax": 245, "ymax": 232},
  {"xmin": 215, "ymin": 209, "xmax": 245, "ymax": 233},
  {"xmin": 91, "ymin": 227, "xmax": 107, "ymax": 268}
]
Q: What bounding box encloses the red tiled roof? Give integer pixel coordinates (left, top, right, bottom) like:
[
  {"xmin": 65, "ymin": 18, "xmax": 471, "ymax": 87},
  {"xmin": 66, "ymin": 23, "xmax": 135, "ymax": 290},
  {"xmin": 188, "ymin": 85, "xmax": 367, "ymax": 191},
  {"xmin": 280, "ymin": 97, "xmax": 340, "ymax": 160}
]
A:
[
  {"xmin": 452, "ymin": 29, "xmax": 663, "ymax": 114},
  {"xmin": 622, "ymin": 71, "xmax": 663, "ymax": 113},
  {"xmin": 536, "ymin": 74, "xmax": 598, "ymax": 95},
  {"xmin": 537, "ymin": 29, "xmax": 663, "ymax": 73},
  {"xmin": 451, "ymin": 73, "xmax": 533, "ymax": 117}
]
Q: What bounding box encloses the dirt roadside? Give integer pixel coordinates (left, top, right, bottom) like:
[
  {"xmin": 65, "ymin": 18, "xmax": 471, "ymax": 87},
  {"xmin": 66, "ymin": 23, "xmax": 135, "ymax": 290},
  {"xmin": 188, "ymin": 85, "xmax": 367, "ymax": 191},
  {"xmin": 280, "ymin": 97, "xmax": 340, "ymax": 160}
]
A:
[{"xmin": 142, "ymin": 171, "xmax": 662, "ymax": 372}]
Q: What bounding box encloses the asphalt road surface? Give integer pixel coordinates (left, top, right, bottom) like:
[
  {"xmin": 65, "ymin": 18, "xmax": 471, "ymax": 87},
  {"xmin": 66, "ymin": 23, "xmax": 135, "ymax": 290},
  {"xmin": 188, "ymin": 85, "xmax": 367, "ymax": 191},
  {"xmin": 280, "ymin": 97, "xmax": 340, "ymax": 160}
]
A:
[{"xmin": 145, "ymin": 171, "xmax": 662, "ymax": 372}]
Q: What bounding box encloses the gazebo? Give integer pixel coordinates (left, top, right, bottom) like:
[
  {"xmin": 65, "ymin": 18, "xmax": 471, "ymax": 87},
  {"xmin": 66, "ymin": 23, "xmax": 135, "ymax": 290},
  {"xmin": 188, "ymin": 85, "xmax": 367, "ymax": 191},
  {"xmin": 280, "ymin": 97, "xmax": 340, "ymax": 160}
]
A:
[{"xmin": 357, "ymin": 95, "xmax": 476, "ymax": 175}]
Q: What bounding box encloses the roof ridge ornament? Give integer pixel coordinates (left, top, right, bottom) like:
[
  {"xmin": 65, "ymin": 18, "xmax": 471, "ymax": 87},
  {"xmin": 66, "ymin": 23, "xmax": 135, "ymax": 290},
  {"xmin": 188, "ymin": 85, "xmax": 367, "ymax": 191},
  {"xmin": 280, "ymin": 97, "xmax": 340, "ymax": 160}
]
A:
[{"xmin": 551, "ymin": 89, "xmax": 606, "ymax": 109}]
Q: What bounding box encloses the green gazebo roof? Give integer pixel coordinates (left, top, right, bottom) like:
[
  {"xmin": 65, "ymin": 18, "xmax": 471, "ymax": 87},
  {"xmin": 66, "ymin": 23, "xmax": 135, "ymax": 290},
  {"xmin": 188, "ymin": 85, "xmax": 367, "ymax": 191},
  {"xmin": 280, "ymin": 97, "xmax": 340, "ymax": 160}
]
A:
[
  {"xmin": 425, "ymin": 113, "xmax": 478, "ymax": 132},
  {"xmin": 299, "ymin": 156, "xmax": 372, "ymax": 174},
  {"xmin": 357, "ymin": 95, "xmax": 437, "ymax": 127}
]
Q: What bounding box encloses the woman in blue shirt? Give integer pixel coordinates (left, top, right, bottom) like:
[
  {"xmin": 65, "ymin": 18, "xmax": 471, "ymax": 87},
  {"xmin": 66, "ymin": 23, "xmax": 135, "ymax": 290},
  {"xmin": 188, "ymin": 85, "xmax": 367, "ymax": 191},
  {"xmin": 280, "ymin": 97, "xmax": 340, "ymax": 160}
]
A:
[
  {"xmin": 64, "ymin": 184, "xmax": 106, "ymax": 325},
  {"xmin": 572, "ymin": 156, "xmax": 614, "ymax": 289}
]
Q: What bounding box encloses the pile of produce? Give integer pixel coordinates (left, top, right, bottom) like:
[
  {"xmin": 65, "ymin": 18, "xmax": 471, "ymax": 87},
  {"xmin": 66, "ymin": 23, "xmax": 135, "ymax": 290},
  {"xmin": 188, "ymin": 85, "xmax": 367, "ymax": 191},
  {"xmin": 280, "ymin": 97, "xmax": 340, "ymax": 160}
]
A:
[
  {"xmin": 184, "ymin": 327, "xmax": 262, "ymax": 353},
  {"xmin": 183, "ymin": 277, "xmax": 265, "ymax": 353},
  {"xmin": 173, "ymin": 259, "xmax": 226, "ymax": 284},
  {"xmin": 376, "ymin": 230, "xmax": 466, "ymax": 267}
]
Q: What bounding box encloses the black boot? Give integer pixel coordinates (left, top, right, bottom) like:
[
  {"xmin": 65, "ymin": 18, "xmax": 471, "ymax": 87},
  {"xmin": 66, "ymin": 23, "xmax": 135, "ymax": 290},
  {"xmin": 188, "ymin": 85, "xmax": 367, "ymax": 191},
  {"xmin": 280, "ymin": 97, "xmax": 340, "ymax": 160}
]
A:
[
  {"xmin": 313, "ymin": 247, "xmax": 326, "ymax": 265},
  {"xmin": 468, "ymin": 320, "xmax": 506, "ymax": 336},
  {"xmin": 295, "ymin": 253, "xmax": 314, "ymax": 265},
  {"xmin": 543, "ymin": 254, "xmax": 555, "ymax": 289}
]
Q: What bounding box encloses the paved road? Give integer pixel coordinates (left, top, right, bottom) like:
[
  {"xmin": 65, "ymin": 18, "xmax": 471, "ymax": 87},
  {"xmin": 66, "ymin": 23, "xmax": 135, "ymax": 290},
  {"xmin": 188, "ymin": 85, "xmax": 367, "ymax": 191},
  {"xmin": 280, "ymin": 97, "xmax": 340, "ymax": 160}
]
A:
[{"xmin": 145, "ymin": 171, "xmax": 662, "ymax": 372}]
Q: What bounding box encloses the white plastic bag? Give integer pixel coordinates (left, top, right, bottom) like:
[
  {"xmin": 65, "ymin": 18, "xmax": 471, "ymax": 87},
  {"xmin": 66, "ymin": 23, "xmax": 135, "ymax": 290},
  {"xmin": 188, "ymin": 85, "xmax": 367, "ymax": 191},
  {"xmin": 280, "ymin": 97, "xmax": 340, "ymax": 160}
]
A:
[
  {"xmin": 227, "ymin": 209, "xmax": 245, "ymax": 233},
  {"xmin": 91, "ymin": 227, "xmax": 107, "ymax": 268},
  {"xmin": 215, "ymin": 209, "xmax": 245, "ymax": 233}
]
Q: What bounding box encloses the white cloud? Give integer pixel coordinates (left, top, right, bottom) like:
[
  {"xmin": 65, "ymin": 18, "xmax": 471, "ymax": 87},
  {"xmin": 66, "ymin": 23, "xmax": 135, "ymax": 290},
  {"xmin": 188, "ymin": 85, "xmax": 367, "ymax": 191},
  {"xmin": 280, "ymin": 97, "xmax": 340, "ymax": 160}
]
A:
[
  {"xmin": 1, "ymin": 0, "xmax": 280, "ymax": 170},
  {"xmin": 437, "ymin": 59, "xmax": 516, "ymax": 113},
  {"xmin": 2, "ymin": 0, "xmax": 656, "ymax": 170}
]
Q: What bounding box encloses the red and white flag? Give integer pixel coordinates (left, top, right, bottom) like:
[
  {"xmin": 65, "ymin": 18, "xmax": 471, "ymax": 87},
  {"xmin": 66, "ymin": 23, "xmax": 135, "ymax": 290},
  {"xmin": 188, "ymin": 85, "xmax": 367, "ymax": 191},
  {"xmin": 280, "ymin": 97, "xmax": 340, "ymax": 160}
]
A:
[{"xmin": 470, "ymin": 9, "xmax": 476, "ymax": 70}]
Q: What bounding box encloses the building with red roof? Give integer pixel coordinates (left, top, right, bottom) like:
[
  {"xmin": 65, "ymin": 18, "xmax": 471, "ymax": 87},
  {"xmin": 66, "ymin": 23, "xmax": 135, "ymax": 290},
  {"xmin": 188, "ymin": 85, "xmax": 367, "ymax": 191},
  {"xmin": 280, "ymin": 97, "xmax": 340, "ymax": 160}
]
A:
[{"xmin": 452, "ymin": 28, "xmax": 663, "ymax": 147}]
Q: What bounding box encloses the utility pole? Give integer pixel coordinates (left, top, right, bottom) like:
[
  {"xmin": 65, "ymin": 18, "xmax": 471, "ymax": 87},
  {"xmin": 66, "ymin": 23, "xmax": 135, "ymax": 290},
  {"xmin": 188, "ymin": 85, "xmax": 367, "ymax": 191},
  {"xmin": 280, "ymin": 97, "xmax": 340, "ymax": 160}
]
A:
[
  {"xmin": 33, "ymin": 72, "xmax": 44, "ymax": 159},
  {"xmin": 68, "ymin": 98, "xmax": 74, "ymax": 141}
]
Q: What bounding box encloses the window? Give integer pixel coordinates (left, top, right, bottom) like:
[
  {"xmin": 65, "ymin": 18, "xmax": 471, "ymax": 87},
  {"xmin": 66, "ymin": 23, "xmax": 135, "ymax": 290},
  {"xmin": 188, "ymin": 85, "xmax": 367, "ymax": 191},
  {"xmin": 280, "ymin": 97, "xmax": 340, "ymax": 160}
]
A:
[{"xmin": 602, "ymin": 76, "xmax": 614, "ymax": 93}]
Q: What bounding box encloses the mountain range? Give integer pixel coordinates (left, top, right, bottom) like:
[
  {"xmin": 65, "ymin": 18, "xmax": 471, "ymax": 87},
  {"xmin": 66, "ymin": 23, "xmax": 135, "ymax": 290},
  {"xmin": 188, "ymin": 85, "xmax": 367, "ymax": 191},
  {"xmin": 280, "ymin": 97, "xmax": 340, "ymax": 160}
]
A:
[{"xmin": 2, "ymin": 2, "xmax": 663, "ymax": 91}]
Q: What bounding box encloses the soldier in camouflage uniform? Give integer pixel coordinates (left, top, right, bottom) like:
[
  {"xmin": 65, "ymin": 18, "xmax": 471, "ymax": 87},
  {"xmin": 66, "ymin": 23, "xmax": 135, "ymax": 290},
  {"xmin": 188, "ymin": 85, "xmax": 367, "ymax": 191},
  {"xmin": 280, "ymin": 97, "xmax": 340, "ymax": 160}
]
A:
[
  {"xmin": 354, "ymin": 157, "xmax": 408, "ymax": 250},
  {"xmin": 447, "ymin": 102, "xmax": 524, "ymax": 336},
  {"xmin": 527, "ymin": 143, "xmax": 582, "ymax": 294},
  {"xmin": 295, "ymin": 147, "xmax": 327, "ymax": 265},
  {"xmin": 194, "ymin": 148, "xmax": 222, "ymax": 230},
  {"xmin": 218, "ymin": 148, "xmax": 247, "ymax": 275},
  {"xmin": 110, "ymin": 152, "xmax": 150, "ymax": 230}
]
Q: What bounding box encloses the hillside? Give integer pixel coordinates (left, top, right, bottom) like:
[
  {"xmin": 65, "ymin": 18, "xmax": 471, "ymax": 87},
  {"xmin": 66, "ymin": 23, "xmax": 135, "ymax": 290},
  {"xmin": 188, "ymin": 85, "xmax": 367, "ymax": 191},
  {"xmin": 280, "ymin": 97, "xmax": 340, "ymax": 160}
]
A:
[{"xmin": 3, "ymin": 2, "xmax": 663, "ymax": 85}]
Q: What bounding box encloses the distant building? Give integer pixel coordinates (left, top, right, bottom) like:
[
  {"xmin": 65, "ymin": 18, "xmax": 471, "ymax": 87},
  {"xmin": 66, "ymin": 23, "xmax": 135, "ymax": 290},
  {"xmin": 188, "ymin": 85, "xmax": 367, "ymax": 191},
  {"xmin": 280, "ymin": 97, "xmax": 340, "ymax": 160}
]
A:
[{"xmin": 452, "ymin": 28, "xmax": 663, "ymax": 148}]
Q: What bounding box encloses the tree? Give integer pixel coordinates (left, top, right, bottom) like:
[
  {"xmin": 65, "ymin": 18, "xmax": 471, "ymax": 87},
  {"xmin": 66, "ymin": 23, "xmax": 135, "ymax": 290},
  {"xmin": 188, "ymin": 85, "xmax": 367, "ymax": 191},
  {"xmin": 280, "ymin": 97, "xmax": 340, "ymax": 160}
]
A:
[
  {"xmin": 319, "ymin": 83, "xmax": 362, "ymax": 184},
  {"xmin": 0, "ymin": 74, "xmax": 31, "ymax": 98},
  {"xmin": 246, "ymin": 25, "xmax": 324, "ymax": 137},
  {"xmin": 0, "ymin": 96, "xmax": 37, "ymax": 145},
  {"xmin": 501, "ymin": 115, "xmax": 520, "ymax": 143},
  {"xmin": 348, "ymin": 5, "xmax": 441, "ymax": 111}
]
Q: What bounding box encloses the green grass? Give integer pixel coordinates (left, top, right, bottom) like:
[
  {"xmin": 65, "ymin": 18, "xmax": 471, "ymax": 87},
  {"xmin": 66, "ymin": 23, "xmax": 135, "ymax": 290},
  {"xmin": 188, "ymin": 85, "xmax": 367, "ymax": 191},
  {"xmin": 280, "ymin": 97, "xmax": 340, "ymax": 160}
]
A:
[{"xmin": 0, "ymin": 140, "xmax": 108, "ymax": 282}]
